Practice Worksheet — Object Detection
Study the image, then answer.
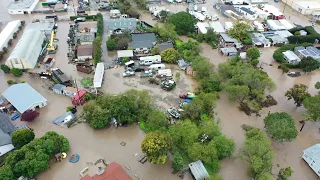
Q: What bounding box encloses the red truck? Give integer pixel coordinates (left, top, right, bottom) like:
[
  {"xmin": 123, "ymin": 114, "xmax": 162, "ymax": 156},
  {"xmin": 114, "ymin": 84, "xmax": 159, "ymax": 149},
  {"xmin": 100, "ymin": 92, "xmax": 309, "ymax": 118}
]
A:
[{"xmin": 72, "ymin": 90, "xmax": 87, "ymax": 105}]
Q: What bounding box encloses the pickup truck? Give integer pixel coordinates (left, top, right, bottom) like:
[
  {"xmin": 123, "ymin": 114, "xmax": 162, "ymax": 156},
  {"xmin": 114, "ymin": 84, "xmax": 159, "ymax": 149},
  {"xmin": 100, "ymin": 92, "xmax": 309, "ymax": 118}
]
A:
[{"xmin": 123, "ymin": 69, "xmax": 135, "ymax": 77}]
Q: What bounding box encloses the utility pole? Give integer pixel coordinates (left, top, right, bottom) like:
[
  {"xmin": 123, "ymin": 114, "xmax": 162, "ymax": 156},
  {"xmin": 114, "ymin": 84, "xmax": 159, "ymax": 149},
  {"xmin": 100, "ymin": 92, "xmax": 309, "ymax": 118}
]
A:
[{"xmin": 74, "ymin": 79, "xmax": 81, "ymax": 106}]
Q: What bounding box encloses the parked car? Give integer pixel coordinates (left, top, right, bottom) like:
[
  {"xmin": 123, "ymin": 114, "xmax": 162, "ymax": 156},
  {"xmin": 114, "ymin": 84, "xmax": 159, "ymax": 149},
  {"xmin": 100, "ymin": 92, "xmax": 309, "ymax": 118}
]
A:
[
  {"xmin": 161, "ymin": 79, "xmax": 176, "ymax": 91},
  {"xmin": 287, "ymin": 72, "xmax": 301, "ymax": 77},
  {"xmin": 179, "ymin": 92, "xmax": 195, "ymax": 99},
  {"xmin": 140, "ymin": 70, "xmax": 153, "ymax": 78},
  {"xmin": 123, "ymin": 69, "xmax": 135, "ymax": 77},
  {"xmin": 167, "ymin": 108, "xmax": 180, "ymax": 119},
  {"xmin": 11, "ymin": 113, "xmax": 20, "ymax": 121},
  {"xmin": 129, "ymin": 66, "xmax": 145, "ymax": 72},
  {"xmin": 74, "ymin": 17, "xmax": 86, "ymax": 23}
]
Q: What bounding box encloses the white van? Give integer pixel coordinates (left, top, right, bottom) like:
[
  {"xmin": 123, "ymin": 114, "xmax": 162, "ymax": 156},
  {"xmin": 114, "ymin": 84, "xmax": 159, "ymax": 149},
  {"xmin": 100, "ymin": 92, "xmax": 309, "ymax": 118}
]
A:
[
  {"xmin": 149, "ymin": 64, "xmax": 165, "ymax": 71},
  {"xmin": 158, "ymin": 69, "xmax": 172, "ymax": 77},
  {"xmin": 125, "ymin": 60, "xmax": 135, "ymax": 68},
  {"xmin": 139, "ymin": 55, "xmax": 161, "ymax": 66}
]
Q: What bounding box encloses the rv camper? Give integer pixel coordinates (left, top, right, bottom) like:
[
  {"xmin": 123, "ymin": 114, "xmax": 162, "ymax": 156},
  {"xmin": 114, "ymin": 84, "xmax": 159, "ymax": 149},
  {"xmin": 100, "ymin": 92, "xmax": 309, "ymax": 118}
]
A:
[
  {"xmin": 139, "ymin": 55, "xmax": 162, "ymax": 66},
  {"xmin": 149, "ymin": 64, "xmax": 165, "ymax": 71}
]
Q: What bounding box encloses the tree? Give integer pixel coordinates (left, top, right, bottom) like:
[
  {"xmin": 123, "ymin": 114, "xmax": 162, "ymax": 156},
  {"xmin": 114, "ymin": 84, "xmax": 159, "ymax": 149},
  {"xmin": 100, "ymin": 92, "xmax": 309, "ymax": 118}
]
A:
[
  {"xmin": 145, "ymin": 110, "xmax": 168, "ymax": 132},
  {"xmin": 278, "ymin": 167, "xmax": 293, "ymax": 180},
  {"xmin": 246, "ymin": 47, "xmax": 260, "ymax": 60},
  {"xmin": 303, "ymin": 95, "xmax": 320, "ymax": 121},
  {"xmin": 93, "ymin": 36, "xmax": 102, "ymax": 64},
  {"xmin": 89, "ymin": 107, "xmax": 111, "ymax": 129},
  {"xmin": 10, "ymin": 68, "xmax": 23, "ymax": 77},
  {"xmin": 106, "ymin": 39, "xmax": 117, "ymax": 51},
  {"xmin": 0, "ymin": 165, "xmax": 14, "ymax": 180},
  {"xmin": 211, "ymin": 135, "xmax": 235, "ymax": 159},
  {"xmin": 241, "ymin": 128, "xmax": 274, "ymax": 179},
  {"xmin": 151, "ymin": 46, "xmax": 161, "ymax": 55},
  {"xmin": 300, "ymin": 56, "xmax": 319, "ymax": 73},
  {"xmin": 251, "ymin": 59, "xmax": 259, "ymax": 68},
  {"xmin": 172, "ymin": 152, "xmax": 184, "ymax": 172},
  {"xmin": 315, "ymin": 81, "xmax": 320, "ymax": 90},
  {"xmin": 161, "ymin": 48, "xmax": 180, "ymax": 63},
  {"xmin": 169, "ymin": 120, "xmax": 199, "ymax": 150},
  {"xmin": 11, "ymin": 129, "xmax": 35, "ymax": 149},
  {"xmin": 141, "ymin": 131, "xmax": 172, "ymax": 164},
  {"xmin": 159, "ymin": 10, "xmax": 169, "ymax": 20},
  {"xmin": 21, "ymin": 110, "xmax": 40, "ymax": 122},
  {"xmin": 228, "ymin": 22, "xmax": 251, "ymax": 42},
  {"xmin": 181, "ymin": 99, "xmax": 204, "ymax": 123},
  {"xmin": 285, "ymin": 84, "xmax": 310, "ymax": 107},
  {"xmin": 192, "ymin": 56, "xmax": 214, "ymax": 79},
  {"xmin": 279, "ymin": 65, "xmax": 289, "ymax": 74},
  {"xmin": 198, "ymin": 92, "xmax": 219, "ymax": 116},
  {"xmin": 168, "ymin": 12, "xmax": 196, "ymax": 35},
  {"xmin": 264, "ymin": 112, "xmax": 298, "ymax": 142},
  {"xmin": 116, "ymin": 37, "xmax": 130, "ymax": 50},
  {"xmin": 1, "ymin": 64, "xmax": 10, "ymax": 73},
  {"xmin": 226, "ymin": 85, "xmax": 250, "ymax": 103}
]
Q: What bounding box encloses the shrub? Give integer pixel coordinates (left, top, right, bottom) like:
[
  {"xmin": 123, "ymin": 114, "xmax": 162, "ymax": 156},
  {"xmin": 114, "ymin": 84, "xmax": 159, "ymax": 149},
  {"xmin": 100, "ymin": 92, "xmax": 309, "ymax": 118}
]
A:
[
  {"xmin": 10, "ymin": 68, "xmax": 23, "ymax": 77},
  {"xmin": 106, "ymin": 39, "xmax": 117, "ymax": 51},
  {"xmin": 7, "ymin": 80, "xmax": 14, "ymax": 85},
  {"xmin": 161, "ymin": 48, "xmax": 180, "ymax": 63},
  {"xmin": 11, "ymin": 128, "xmax": 35, "ymax": 149},
  {"xmin": 1, "ymin": 64, "xmax": 10, "ymax": 73},
  {"xmin": 66, "ymin": 106, "xmax": 74, "ymax": 112}
]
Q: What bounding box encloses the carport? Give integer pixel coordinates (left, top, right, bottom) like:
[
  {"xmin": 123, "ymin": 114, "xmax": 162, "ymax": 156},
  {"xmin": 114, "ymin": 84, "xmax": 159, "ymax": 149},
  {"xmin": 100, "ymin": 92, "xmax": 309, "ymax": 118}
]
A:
[{"xmin": 117, "ymin": 50, "xmax": 134, "ymax": 58}]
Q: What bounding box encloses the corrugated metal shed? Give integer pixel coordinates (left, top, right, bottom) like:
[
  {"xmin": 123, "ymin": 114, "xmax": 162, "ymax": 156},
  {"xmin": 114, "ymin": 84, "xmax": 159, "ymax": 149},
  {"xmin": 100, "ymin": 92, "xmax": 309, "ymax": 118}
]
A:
[
  {"xmin": 93, "ymin": 63, "xmax": 105, "ymax": 88},
  {"xmin": 188, "ymin": 160, "xmax": 210, "ymax": 180}
]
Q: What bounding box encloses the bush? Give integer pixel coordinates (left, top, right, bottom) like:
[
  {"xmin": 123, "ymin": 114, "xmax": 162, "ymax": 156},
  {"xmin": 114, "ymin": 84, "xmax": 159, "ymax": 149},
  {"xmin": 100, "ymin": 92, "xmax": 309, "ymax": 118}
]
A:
[
  {"xmin": 7, "ymin": 80, "xmax": 14, "ymax": 85},
  {"xmin": 161, "ymin": 48, "xmax": 180, "ymax": 63},
  {"xmin": 288, "ymin": 26, "xmax": 320, "ymax": 44},
  {"xmin": 106, "ymin": 39, "xmax": 117, "ymax": 51},
  {"xmin": 11, "ymin": 128, "xmax": 35, "ymax": 149},
  {"xmin": 1, "ymin": 64, "xmax": 10, "ymax": 73},
  {"xmin": 3, "ymin": 47, "xmax": 8, "ymax": 53},
  {"xmin": 10, "ymin": 68, "xmax": 23, "ymax": 77},
  {"xmin": 66, "ymin": 106, "xmax": 74, "ymax": 112}
]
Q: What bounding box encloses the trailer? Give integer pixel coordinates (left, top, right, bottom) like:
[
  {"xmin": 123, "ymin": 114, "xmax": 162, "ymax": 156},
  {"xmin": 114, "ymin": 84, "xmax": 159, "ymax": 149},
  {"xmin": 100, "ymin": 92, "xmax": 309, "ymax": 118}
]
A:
[
  {"xmin": 139, "ymin": 55, "xmax": 161, "ymax": 66},
  {"xmin": 193, "ymin": 12, "xmax": 205, "ymax": 21},
  {"xmin": 76, "ymin": 64, "xmax": 93, "ymax": 74},
  {"xmin": 44, "ymin": 58, "xmax": 55, "ymax": 70}
]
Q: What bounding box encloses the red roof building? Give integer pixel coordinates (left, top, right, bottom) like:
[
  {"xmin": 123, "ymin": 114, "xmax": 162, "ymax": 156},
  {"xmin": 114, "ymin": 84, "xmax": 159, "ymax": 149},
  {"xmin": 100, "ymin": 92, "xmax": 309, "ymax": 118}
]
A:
[{"xmin": 81, "ymin": 162, "xmax": 132, "ymax": 180}]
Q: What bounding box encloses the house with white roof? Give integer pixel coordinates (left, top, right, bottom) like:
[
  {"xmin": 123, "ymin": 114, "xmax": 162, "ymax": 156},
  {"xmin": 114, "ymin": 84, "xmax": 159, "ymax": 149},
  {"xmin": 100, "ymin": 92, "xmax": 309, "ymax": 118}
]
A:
[
  {"xmin": 267, "ymin": 20, "xmax": 286, "ymax": 31},
  {"xmin": 283, "ymin": 50, "xmax": 301, "ymax": 64},
  {"xmin": 196, "ymin": 22, "xmax": 210, "ymax": 34},
  {"xmin": 238, "ymin": 7, "xmax": 258, "ymax": 20},
  {"xmin": 303, "ymin": 144, "xmax": 320, "ymax": 177},
  {"xmin": 209, "ymin": 21, "xmax": 225, "ymax": 34}
]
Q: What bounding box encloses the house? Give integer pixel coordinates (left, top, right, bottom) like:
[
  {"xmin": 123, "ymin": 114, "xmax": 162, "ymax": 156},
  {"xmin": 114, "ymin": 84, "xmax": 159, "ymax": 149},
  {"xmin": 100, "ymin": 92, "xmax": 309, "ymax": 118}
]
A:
[
  {"xmin": 262, "ymin": 31, "xmax": 291, "ymax": 45},
  {"xmin": 219, "ymin": 47, "xmax": 238, "ymax": 56},
  {"xmin": 266, "ymin": 20, "xmax": 286, "ymax": 31},
  {"xmin": 250, "ymin": 33, "xmax": 271, "ymax": 48},
  {"xmin": 129, "ymin": 33, "xmax": 156, "ymax": 53},
  {"xmin": 295, "ymin": 46, "xmax": 320, "ymax": 60},
  {"xmin": 81, "ymin": 162, "xmax": 132, "ymax": 180},
  {"xmin": 303, "ymin": 144, "xmax": 320, "ymax": 177},
  {"xmin": 77, "ymin": 33, "xmax": 95, "ymax": 45},
  {"xmin": 252, "ymin": 21, "xmax": 265, "ymax": 32},
  {"xmin": 77, "ymin": 45, "xmax": 93, "ymax": 61},
  {"xmin": 52, "ymin": 84, "xmax": 66, "ymax": 95},
  {"xmin": 106, "ymin": 18, "xmax": 137, "ymax": 35},
  {"xmin": 209, "ymin": 21, "xmax": 225, "ymax": 34},
  {"xmin": 6, "ymin": 29, "xmax": 46, "ymax": 69},
  {"xmin": 117, "ymin": 50, "xmax": 134, "ymax": 58},
  {"xmin": 188, "ymin": 160, "xmax": 210, "ymax": 180},
  {"xmin": 278, "ymin": 19, "xmax": 296, "ymax": 30},
  {"xmin": 156, "ymin": 42, "xmax": 174, "ymax": 52},
  {"xmin": 283, "ymin": 50, "xmax": 301, "ymax": 64},
  {"xmin": 215, "ymin": 3, "xmax": 243, "ymax": 20},
  {"xmin": 52, "ymin": 111, "xmax": 76, "ymax": 128},
  {"xmin": 93, "ymin": 63, "xmax": 105, "ymax": 88},
  {"xmin": 8, "ymin": 0, "xmax": 39, "ymax": 14},
  {"xmin": 196, "ymin": 22, "xmax": 210, "ymax": 34},
  {"xmin": 0, "ymin": 112, "xmax": 17, "ymax": 157},
  {"xmin": 52, "ymin": 68, "xmax": 71, "ymax": 85},
  {"xmin": 178, "ymin": 59, "xmax": 188, "ymax": 70},
  {"xmin": 25, "ymin": 22, "xmax": 55, "ymax": 35},
  {"xmin": 2, "ymin": 83, "xmax": 47, "ymax": 113},
  {"xmin": 0, "ymin": 20, "xmax": 21, "ymax": 51},
  {"xmin": 219, "ymin": 33, "xmax": 241, "ymax": 48},
  {"xmin": 63, "ymin": 87, "xmax": 78, "ymax": 97},
  {"xmin": 238, "ymin": 7, "xmax": 258, "ymax": 20},
  {"xmin": 262, "ymin": 4, "xmax": 285, "ymax": 20},
  {"xmin": 292, "ymin": 1, "xmax": 320, "ymax": 15}
]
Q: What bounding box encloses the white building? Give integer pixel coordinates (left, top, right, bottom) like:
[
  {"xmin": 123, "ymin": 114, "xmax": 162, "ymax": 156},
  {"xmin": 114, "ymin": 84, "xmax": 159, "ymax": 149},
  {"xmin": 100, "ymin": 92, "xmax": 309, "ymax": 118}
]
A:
[
  {"xmin": 252, "ymin": 21, "xmax": 264, "ymax": 32},
  {"xmin": 209, "ymin": 21, "xmax": 225, "ymax": 34},
  {"xmin": 292, "ymin": 1, "xmax": 320, "ymax": 15},
  {"xmin": 225, "ymin": 22, "xmax": 233, "ymax": 31},
  {"xmin": 93, "ymin": 62, "xmax": 105, "ymax": 88},
  {"xmin": 0, "ymin": 20, "xmax": 21, "ymax": 51},
  {"xmin": 6, "ymin": 29, "xmax": 45, "ymax": 69},
  {"xmin": 196, "ymin": 22, "xmax": 210, "ymax": 34},
  {"xmin": 283, "ymin": 50, "xmax": 301, "ymax": 64},
  {"xmin": 303, "ymin": 144, "xmax": 320, "ymax": 177},
  {"xmin": 278, "ymin": 19, "xmax": 296, "ymax": 30},
  {"xmin": 8, "ymin": 0, "xmax": 39, "ymax": 15},
  {"xmin": 238, "ymin": 7, "xmax": 258, "ymax": 20},
  {"xmin": 267, "ymin": 20, "xmax": 286, "ymax": 31},
  {"xmin": 2, "ymin": 83, "xmax": 47, "ymax": 113}
]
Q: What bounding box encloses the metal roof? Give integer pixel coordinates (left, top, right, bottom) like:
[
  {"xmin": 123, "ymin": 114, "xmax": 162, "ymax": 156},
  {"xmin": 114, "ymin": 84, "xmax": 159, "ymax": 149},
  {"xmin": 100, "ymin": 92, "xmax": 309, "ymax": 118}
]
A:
[
  {"xmin": 157, "ymin": 42, "xmax": 173, "ymax": 52},
  {"xmin": 132, "ymin": 33, "xmax": 156, "ymax": 42},
  {"xmin": 188, "ymin": 160, "xmax": 210, "ymax": 180},
  {"xmin": 117, "ymin": 50, "xmax": 133, "ymax": 58},
  {"xmin": 77, "ymin": 45, "xmax": 93, "ymax": 57},
  {"xmin": 283, "ymin": 50, "xmax": 301, "ymax": 62},
  {"xmin": 240, "ymin": 7, "xmax": 255, "ymax": 15},
  {"xmin": 220, "ymin": 47, "xmax": 238, "ymax": 54},
  {"xmin": 0, "ymin": 20, "xmax": 21, "ymax": 50},
  {"xmin": 209, "ymin": 21, "xmax": 225, "ymax": 33},
  {"xmin": 0, "ymin": 113, "xmax": 17, "ymax": 134},
  {"xmin": 2, "ymin": 83, "xmax": 47, "ymax": 113},
  {"xmin": 7, "ymin": 29, "xmax": 45, "ymax": 69},
  {"xmin": 52, "ymin": 111, "xmax": 76, "ymax": 127},
  {"xmin": 8, "ymin": 0, "xmax": 37, "ymax": 10},
  {"xmin": 220, "ymin": 33, "xmax": 238, "ymax": 43},
  {"xmin": 25, "ymin": 22, "xmax": 55, "ymax": 35},
  {"xmin": 106, "ymin": 18, "xmax": 137, "ymax": 30},
  {"xmin": 93, "ymin": 63, "xmax": 105, "ymax": 88},
  {"xmin": 303, "ymin": 144, "xmax": 320, "ymax": 176},
  {"xmin": 130, "ymin": 41, "xmax": 154, "ymax": 49},
  {"xmin": 52, "ymin": 84, "xmax": 66, "ymax": 91},
  {"xmin": 0, "ymin": 131, "xmax": 12, "ymax": 147}
]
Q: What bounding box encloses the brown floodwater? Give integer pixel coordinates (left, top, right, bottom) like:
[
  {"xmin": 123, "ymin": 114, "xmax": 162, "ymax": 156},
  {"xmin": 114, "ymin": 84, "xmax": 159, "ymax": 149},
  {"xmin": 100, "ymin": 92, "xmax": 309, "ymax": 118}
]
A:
[{"xmin": 1, "ymin": 1, "xmax": 320, "ymax": 180}]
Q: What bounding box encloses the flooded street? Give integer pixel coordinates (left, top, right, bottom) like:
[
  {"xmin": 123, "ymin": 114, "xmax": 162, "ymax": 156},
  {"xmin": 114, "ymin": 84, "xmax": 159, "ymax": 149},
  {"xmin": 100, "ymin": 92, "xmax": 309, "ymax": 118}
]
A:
[{"xmin": 0, "ymin": 1, "xmax": 320, "ymax": 179}]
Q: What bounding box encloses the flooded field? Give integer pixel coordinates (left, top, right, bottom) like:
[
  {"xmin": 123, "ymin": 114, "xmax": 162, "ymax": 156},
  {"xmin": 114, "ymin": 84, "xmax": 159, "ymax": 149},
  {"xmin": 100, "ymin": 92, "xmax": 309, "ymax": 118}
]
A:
[{"xmin": 1, "ymin": 0, "xmax": 320, "ymax": 179}]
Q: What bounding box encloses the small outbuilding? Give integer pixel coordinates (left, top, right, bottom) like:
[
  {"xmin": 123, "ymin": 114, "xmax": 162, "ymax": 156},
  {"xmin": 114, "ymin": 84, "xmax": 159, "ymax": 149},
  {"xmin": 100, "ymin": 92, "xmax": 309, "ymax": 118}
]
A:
[
  {"xmin": 0, "ymin": 113, "xmax": 17, "ymax": 157},
  {"xmin": 302, "ymin": 144, "xmax": 320, "ymax": 177},
  {"xmin": 52, "ymin": 111, "xmax": 76, "ymax": 128},
  {"xmin": 2, "ymin": 83, "xmax": 47, "ymax": 113},
  {"xmin": 219, "ymin": 47, "xmax": 238, "ymax": 56},
  {"xmin": 63, "ymin": 87, "xmax": 78, "ymax": 97},
  {"xmin": 283, "ymin": 50, "xmax": 301, "ymax": 64},
  {"xmin": 188, "ymin": 160, "xmax": 210, "ymax": 180},
  {"xmin": 52, "ymin": 84, "xmax": 66, "ymax": 95},
  {"xmin": 157, "ymin": 42, "xmax": 174, "ymax": 52},
  {"xmin": 93, "ymin": 63, "xmax": 105, "ymax": 88},
  {"xmin": 77, "ymin": 45, "xmax": 93, "ymax": 61},
  {"xmin": 117, "ymin": 50, "xmax": 134, "ymax": 58}
]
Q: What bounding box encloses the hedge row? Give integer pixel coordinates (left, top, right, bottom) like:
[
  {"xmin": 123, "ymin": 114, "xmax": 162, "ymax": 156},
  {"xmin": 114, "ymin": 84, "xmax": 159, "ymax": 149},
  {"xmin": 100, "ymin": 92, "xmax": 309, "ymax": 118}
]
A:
[
  {"xmin": 288, "ymin": 26, "xmax": 320, "ymax": 44},
  {"xmin": 273, "ymin": 43, "xmax": 312, "ymax": 63}
]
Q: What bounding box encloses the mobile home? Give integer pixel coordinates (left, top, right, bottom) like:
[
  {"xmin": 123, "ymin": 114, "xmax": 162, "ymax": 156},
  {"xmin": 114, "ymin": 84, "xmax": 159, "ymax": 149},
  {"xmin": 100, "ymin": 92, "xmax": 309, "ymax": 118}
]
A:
[
  {"xmin": 158, "ymin": 69, "xmax": 172, "ymax": 77},
  {"xmin": 139, "ymin": 55, "xmax": 161, "ymax": 66},
  {"xmin": 149, "ymin": 64, "xmax": 165, "ymax": 71}
]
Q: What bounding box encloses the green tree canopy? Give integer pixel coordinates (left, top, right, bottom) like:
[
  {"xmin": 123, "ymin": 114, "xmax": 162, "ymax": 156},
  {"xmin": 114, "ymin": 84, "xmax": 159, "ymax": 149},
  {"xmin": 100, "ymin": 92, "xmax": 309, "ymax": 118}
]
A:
[
  {"xmin": 145, "ymin": 110, "xmax": 168, "ymax": 132},
  {"xmin": 246, "ymin": 47, "xmax": 260, "ymax": 60},
  {"xmin": 172, "ymin": 152, "xmax": 184, "ymax": 172},
  {"xmin": 211, "ymin": 135, "xmax": 235, "ymax": 159},
  {"xmin": 169, "ymin": 120, "xmax": 199, "ymax": 150},
  {"xmin": 168, "ymin": 12, "xmax": 196, "ymax": 35},
  {"xmin": 161, "ymin": 48, "xmax": 180, "ymax": 63},
  {"xmin": 228, "ymin": 22, "xmax": 251, "ymax": 42},
  {"xmin": 11, "ymin": 129, "xmax": 35, "ymax": 149},
  {"xmin": 141, "ymin": 131, "xmax": 172, "ymax": 164},
  {"xmin": 241, "ymin": 128, "xmax": 274, "ymax": 179},
  {"xmin": 151, "ymin": 46, "xmax": 161, "ymax": 55},
  {"xmin": 106, "ymin": 39, "xmax": 117, "ymax": 51},
  {"xmin": 285, "ymin": 84, "xmax": 310, "ymax": 107},
  {"xmin": 278, "ymin": 167, "xmax": 293, "ymax": 180},
  {"xmin": 303, "ymin": 95, "xmax": 320, "ymax": 121},
  {"xmin": 226, "ymin": 85, "xmax": 250, "ymax": 103},
  {"xmin": 264, "ymin": 112, "xmax": 298, "ymax": 142},
  {"xmin": 300, "ymin": 56, "xmax": 319, "ymax": 73}
]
